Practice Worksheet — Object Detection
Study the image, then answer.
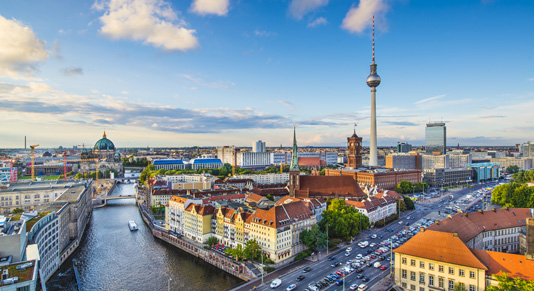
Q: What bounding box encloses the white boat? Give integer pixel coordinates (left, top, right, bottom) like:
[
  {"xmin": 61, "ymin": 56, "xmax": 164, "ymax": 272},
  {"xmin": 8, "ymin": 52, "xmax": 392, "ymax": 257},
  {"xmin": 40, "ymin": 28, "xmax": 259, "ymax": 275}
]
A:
[{"xmin": 128, "ymin": 220, "xmax": 138, "ymax": 231}]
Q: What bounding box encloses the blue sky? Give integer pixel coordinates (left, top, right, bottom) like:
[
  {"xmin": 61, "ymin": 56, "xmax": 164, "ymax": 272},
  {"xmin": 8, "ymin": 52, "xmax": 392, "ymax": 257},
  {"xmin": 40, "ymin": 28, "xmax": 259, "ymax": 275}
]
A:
[{"xmin": 0, "ymin": 0, "xmax": 533, "ymax": 148}]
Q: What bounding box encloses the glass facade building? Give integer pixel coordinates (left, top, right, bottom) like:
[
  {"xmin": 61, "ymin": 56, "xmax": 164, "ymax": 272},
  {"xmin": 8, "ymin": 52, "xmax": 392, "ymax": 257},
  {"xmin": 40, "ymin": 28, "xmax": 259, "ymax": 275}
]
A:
[{"xmin": 425, "ymin": 122, "xmax": 446, "ymax": 155}]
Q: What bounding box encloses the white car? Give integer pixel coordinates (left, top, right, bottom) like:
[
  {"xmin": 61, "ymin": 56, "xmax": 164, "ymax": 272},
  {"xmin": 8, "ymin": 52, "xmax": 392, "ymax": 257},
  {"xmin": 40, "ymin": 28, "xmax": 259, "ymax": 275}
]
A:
[
  {"xmin": 345, "ymin": 252, "xmax": 351, "ymax": 257},
  {"xmin": 286, "ymin": 284, "xmax": 297, "ymax": 291},
  {"xmin": 350, "ymin": 283, "xmax": 359, "ymax": 290},
  {"xmin": 371, "ymin": 234, "xmax": 377, "ymax": 239},
  {"xmin": 347, "ymin": 247, "xmax": 353, "ymax": 252},
  {"xmin": 271, "ymin": 279, "xmax": 282, "ymax": 289},
  {"xmin": 355, "ymin": 254, "xmax": 363, "ymax": 259},
  {"xmin": 358, "ymin": 284, "xmax": 368, "ymax": 290}
]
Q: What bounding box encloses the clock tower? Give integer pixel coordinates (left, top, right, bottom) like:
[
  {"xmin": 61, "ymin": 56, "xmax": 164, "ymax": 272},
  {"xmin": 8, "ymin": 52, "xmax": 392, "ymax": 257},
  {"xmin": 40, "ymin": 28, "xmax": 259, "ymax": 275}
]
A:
[{"xmin": 346, "ymin": 127, "xmax": 363, "ymax": 169}]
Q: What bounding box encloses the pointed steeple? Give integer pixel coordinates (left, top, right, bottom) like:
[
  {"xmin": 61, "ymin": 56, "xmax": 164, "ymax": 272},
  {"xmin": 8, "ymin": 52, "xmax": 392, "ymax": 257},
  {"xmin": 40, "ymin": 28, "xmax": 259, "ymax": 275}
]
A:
[
  {"xmin": 103, "ymin": 131, "xmax": 107, "ymax": 139},
  {"xmin": 289, "ymin": 126, "xmax": 300, "ymax": 172}
]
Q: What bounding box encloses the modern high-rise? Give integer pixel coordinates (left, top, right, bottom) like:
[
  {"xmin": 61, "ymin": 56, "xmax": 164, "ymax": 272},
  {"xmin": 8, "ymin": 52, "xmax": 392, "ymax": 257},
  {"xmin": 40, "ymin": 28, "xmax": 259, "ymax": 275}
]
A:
[
  {"xmin": 397, "ymin": 142, "xmax": 412, "ymax": 153},
  {"xmin": 252, "ymin": 140, "xmax": 266, "ymax": 153},
  {"xmin": 425, "ymin": 122, "xmax": 446, "ymax": 154}
]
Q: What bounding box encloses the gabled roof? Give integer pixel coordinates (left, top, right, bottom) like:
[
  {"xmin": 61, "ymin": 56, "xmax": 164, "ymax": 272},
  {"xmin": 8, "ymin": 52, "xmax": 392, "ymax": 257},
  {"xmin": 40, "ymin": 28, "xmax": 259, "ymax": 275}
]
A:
[
  {"xmin": 393, "ymin": 230, "xmax": 487, "ymax": 270},
  {"xmin": 247, "ymin": 193, "xmax": 266, "ymax": 203},
  {"xmin": 470, "ymin": 249, "xmax": 534, "ymax": 281},
  {"xmin": 426, "ymin": 208, "xmax": 533, "ymax": 242},
  {"xmin": 298, "ymin": 157, "xmax": 321, "ymax": 166},
  {"xmin": 296, "ymin": 176, "xmax": 366, "ymax": 198},
  {"xmin": 251, "ymin": 200, "xmax": 313, "ymax": 228},
  {"xmin": 169, "ymin": 196, "xmax": 188, "ymax": 204}
]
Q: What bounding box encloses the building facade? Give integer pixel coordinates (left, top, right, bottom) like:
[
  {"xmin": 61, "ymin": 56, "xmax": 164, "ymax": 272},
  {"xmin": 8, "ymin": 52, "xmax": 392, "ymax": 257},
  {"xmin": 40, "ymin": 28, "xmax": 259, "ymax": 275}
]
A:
[
  {"xmin": 346, "ymin": 130, "xmax": 363, "ymax": 169},
  {"xmin": 425, "ymin": 122, "xmax": 447, "ymax": 155},
  {"xmin": 153, "ymin": 159, "xmax": 186, "ymax": 171},
  {"xmin": 252, "ymin": 140, "xmax": 266, "ymax": 153},
  {"xmin": 490, "ymin": 157, "xmax": 533, "ymax": 171},
  {"xmin": 397, "ymin": 142, "xmax": 413, "ymax": 153},
  {"xmin": 423, "ymin": 168, "xmax": 473, "ymax": 188},
  {"xmin": 467, "ymin": 163, "xmax": 500, "ymax": 183}
]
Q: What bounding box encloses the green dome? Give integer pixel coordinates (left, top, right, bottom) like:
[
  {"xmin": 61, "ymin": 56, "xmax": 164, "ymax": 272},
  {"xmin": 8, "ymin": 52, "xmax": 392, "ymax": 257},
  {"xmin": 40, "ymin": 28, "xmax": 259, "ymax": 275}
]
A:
[{"xmin": 94, "ymin": 131, "xmax": 115, "ymax": 151}]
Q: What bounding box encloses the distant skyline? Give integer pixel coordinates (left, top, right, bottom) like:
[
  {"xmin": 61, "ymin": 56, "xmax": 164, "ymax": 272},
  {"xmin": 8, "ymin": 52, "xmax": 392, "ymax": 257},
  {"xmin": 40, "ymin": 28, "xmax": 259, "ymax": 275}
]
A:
[{"xmin": 1, "ymin": 0, "xmax": 533, "ymax": 148}]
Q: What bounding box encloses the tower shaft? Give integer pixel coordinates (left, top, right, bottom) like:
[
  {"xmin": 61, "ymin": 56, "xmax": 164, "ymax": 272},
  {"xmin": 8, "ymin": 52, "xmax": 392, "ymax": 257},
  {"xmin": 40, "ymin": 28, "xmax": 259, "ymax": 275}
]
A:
[{"xmin": 369, "ymin": 88, "xmax": 378, "ymax": 166}]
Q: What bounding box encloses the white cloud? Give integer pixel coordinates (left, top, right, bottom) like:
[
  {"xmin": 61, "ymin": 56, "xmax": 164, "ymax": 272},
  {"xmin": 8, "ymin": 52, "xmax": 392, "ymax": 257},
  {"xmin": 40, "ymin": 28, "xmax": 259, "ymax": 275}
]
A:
[
  {"xmin": 190, "ymin": 0, "xmax": 229, "ymax": 16},
  {"xmin": 254, "ymin": 30, "xmax": 277, "ymax": 37},
  {"xmin": 0, "ymin": 14, "xmax": 49, "ymax": 78},
  {"xmin": 528, "ymin": 78, "xmax": 534, "ymax": 81},
  {"xmin": 289, "ymin": 0, "xmax": 329, "ymax": 20},
  {"xmin": 307, "ymin": 17, "xmax": 327, "ymax": 28},
  {"xmin": 93, "ymin": 0, "xmax": 199, "ymax": 51},
  {"xmin": 342, "ymin": 0, "xmax": 388, "ymax": 34},
  {"xmin": 277, "ymin": 100, "xmax": 295, "ymax": 111},
  {"xmin": 414, "ymin": 94, "xmax": 446, "ymax": 105}
]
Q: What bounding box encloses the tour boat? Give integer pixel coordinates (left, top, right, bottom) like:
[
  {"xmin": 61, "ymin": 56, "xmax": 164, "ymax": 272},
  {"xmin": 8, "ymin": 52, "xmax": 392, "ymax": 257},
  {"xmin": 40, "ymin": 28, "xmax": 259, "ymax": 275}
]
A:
[{"xmin": 128, "ymin": 220, "xmax": 138, "ymax": 231}]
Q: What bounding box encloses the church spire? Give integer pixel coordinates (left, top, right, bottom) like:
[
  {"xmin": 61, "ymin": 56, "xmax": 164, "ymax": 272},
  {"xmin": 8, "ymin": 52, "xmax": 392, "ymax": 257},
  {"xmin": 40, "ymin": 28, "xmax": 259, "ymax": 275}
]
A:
[{"xmin": 289, "ymin": 126, "xmax": 300, "ymax": 172}]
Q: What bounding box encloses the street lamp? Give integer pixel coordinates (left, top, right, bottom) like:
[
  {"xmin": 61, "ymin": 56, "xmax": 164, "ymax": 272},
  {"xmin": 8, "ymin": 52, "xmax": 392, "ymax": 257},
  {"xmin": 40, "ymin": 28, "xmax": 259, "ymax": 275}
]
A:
[
  {"xmin": 326, "ymin": 224, "xmax": 329, "ymax": 256},
  {"xmin": 168, "ymin": 278, "xmax": 172, "ymax": 291}
]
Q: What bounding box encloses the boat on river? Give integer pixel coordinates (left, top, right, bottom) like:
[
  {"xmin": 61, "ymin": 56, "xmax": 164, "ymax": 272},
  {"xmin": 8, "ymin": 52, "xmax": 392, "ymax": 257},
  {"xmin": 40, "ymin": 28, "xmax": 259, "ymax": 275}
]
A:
[{"xmin": 128, "ymin": 220, "xmax": 138, "ymax": 231}]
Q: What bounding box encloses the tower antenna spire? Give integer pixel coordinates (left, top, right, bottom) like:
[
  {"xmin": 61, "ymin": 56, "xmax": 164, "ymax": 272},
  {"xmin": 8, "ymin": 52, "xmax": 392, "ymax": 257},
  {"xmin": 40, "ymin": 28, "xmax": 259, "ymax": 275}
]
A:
[{"xmin": 372, "ymin": 15, "xmax": 375, "ymax": 64}]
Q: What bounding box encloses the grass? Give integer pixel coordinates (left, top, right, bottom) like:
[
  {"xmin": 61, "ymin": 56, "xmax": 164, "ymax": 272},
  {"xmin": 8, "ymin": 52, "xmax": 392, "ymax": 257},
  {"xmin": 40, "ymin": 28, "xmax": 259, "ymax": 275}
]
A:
[
  {"xmin": 18, "ymin": 175, "xmax": 61, "ymax": 180},
  {"xmin": 25, "ymin": 212, "xmax": 51, "ymax": 231},
  {"xmin": 0, "ymin": 262, "xmax": 35, "ymax": 287}
]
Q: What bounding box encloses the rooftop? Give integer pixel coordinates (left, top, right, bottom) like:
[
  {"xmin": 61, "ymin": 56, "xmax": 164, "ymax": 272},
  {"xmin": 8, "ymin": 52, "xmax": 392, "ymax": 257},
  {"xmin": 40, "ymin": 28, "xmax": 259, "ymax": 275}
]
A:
[
  {"xmin": 54, "ymin": 186, "xmax": 86, "ymax": 203},
  {"xmin": 0, "ymin": 260, "xmax": 37, "ymax": 287}
]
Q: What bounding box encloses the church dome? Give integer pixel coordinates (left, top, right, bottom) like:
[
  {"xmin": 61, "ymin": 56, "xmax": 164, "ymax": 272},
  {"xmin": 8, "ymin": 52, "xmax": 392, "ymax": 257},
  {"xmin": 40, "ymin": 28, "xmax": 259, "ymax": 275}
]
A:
[{"xmin": 94, "ymin": 131, "xmax": 115, "ymax": 151}]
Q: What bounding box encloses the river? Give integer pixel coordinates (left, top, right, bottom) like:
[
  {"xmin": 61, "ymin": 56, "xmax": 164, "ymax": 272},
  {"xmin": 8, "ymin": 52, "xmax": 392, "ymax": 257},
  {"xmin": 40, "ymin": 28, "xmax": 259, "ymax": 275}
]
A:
[{"xmin": 46, "ymin": 183, "xmax": 242, "ymax": 291}]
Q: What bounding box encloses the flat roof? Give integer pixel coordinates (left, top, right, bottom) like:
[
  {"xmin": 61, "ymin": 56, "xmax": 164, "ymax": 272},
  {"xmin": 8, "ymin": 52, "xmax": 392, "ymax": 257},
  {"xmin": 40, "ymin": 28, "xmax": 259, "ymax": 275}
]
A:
[
  {"xmin": 0, "ymin": 260, "xmax": 37, "ymax": 287},
  {"xmin": 55, "ymin": 186, "xmax": 86, "ymax": 202}
]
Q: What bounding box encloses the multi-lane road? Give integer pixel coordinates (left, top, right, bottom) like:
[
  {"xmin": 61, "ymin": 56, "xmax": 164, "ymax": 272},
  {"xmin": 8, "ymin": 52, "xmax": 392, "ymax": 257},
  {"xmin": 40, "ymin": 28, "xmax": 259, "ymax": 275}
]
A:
[{"xmin": 253, "ymin": 181, "xmax": 502, "ymax": 291}]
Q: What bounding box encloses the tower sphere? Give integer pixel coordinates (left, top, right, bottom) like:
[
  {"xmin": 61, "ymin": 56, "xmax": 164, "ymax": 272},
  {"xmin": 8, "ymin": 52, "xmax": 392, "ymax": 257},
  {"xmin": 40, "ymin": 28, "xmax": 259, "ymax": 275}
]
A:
[{"xmin": 367, "ymin": 73, "xmax": 381, "ymax": 87}]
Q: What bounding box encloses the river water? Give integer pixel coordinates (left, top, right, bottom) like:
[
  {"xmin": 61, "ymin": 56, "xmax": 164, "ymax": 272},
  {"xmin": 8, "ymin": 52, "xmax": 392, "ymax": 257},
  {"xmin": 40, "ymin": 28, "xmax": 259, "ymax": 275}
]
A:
[{"xmin": 46, "ymin": 183, "xmax": 242, "ymax": 291}]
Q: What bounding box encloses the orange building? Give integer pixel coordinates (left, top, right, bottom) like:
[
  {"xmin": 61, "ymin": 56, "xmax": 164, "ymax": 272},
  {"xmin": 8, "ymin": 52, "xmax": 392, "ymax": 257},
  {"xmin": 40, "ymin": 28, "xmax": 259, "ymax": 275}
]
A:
[{"xmin": 325, "ymin": 168, "xmax": 421, "ymax": 190}]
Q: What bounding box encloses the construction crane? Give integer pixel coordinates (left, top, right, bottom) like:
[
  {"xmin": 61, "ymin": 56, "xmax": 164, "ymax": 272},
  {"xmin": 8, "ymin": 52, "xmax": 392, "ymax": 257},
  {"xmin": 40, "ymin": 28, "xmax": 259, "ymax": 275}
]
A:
[
  {"xmin": 30, "ymin": 144, "xmax": 39, "ymax": 181},
  {"xmin": 62, "ymin": 154, "xmax": 101, "ymax": 182}
]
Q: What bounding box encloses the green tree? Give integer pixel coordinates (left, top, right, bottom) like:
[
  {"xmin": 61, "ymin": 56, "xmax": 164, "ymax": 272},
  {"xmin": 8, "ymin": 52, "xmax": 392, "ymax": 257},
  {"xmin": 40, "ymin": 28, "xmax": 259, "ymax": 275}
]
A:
[
  {"xmin": 403, "ymin": 196, "xmax": 415, "ymax": 210},
  {"xmin": 244, "ymin": 239, "xmax": 262, "ymax": 261},
  {"xmin": 453, "ymin": 284, "xmax": 467, "ymax": 291},
  {"xmin": 397, "ymin": 199, "xmax": 407, "ymax": 212},
  {"xmin": 506, "ymin": 165, "xmax": 520, "ymax": 174},
  {"xmin": 266, "ymin": 194, "xmax": 274, "ymax": 201},
  {"xmin": 206, "ymin": 236, "xmax": 219, "ymax": 247},
  {"xmin": 486, "ymin": 272, "xmax": 534, "ymax": 291},
  {"xmin": 12, "ymin": 208, "xmax": 23, "ymax": 214},
  {"xmin": 395, "ymin": 180, "xmax": 413, "ymax": 194},
  {"xmin": 75, "ymin": 173, "xmax": 83, "ymax": 179}
]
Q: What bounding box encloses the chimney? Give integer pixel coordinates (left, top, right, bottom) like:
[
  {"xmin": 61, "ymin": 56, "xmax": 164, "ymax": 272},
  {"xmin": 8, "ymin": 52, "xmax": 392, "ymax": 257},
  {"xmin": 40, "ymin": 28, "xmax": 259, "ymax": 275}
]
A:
[
  {"xmin": 435, "ymin": 220, "xmax": 440, "ymax": 225},
  {"xmin": 453, "ymin": 232, "xmax": 458, "ymax": 237},
  {"xmin": 420, "ymin": 227, "xmax": 425, "ymax": 232},
  {"xmin": 504, "ymin": 206, "xmax": 509, "ymax": 211},
  {"xmin": 478, "ymin": 209, "xmax": 483, "ymax": 214},
  {"xmin": 492, "ymin": 208, "xmax": 496, "ymax": 212}
]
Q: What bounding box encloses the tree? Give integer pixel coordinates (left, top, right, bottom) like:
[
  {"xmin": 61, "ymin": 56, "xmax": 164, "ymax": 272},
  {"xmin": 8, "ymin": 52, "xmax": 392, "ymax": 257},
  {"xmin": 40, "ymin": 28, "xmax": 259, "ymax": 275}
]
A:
[
  {"xmin": 395, "ymin": 180, "xmax": 413, "ymax": 194},
  {"xmin": 244, "ymin": 239, "xmax": 262, "ymax": 261},
  {"xmin": 486, "ymin": 272, "xmax": 534, "ymax": 291},
  {"xmin": 266, "ymin": 194, "xmax": 274, "ymax": 201},
  {"xmin": 453, "ymin": 284, "xmax": 467, "ymax": 291},
  {"xmin": 12, "ymin": 208, "xmax": 23, "ymax": 214},
  {"xmin": 397, "ymin": 199, "xmax": 407, "ymax": 212},
  {"xmin": 75, "ymin": 173, "xmax": 83, "ymax": 179},
  {"xmin": 300, "ymin": 225, "xmax": 329, "ymax": 250},
  {"xmin": 403, "ymin": 196, "xmax": 415, "ymax": 210},
  {"xmin": 506, "ymin": 165, "xmax": 520, "ymax": 174},
  {"xmin": 206, "ymin": 236, "xmax": 218, "ymax": 247}
]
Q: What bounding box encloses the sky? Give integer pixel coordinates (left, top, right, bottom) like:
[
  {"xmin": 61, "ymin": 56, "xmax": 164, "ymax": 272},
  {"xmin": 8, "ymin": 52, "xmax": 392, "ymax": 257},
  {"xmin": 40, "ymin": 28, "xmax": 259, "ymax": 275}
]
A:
[{"xmin": 0, "ymin": 0, "xmax": 533, "ymax": 149}]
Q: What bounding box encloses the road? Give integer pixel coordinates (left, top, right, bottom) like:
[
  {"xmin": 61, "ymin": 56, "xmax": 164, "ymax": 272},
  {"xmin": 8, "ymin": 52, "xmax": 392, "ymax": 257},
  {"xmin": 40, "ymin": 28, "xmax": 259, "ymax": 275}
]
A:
[{"xmin": 252, "ymin": 180, "xmax": 502, "ymax": 291}]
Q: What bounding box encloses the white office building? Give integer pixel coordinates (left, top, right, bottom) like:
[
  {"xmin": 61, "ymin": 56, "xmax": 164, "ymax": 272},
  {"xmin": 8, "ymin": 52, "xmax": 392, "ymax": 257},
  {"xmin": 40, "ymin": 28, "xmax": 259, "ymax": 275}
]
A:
[{"xmin": 252, "ymin": 140, "xmax": 266, "ymax": 153}]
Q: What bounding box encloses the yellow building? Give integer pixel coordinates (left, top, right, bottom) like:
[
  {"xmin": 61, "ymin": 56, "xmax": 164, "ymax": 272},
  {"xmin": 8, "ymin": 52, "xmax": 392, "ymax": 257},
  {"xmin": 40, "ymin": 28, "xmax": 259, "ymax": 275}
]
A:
[
  {"xmin": 394, "ymin": 229, "xmax": 534, "ymax": 291},
  {"xmin": 183, "ymin": 203, "xmax": 215, "ymax": 243}
]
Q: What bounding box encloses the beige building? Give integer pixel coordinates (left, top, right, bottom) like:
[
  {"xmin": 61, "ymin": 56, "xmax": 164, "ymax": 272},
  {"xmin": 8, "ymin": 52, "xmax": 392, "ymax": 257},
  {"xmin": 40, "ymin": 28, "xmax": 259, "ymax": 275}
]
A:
[
  {"xmin": 490, "ymin": 157, "xmax": 533, "ymax": 171},
  {"xmin": 183, "ymin": 203, "xmax": 215, "ymax": 243},
  {"xmin": 394, "ymin": 230, "xmax": 534, "ymax": 291}
]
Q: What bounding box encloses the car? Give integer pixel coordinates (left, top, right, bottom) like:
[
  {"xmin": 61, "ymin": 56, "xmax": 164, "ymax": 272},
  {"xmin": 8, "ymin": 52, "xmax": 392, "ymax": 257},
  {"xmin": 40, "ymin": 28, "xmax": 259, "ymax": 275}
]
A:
[
  {"xmin": 380, "ymin": 265, "xmax": 388, "ymax": 270},
  {"xmin": 362, "ymin": 277, "xmax": 369, "ymax": 282},
  {"xmin": 328, "ymin": 256, "xmax": 335, "ymax": 261},
  {"xmin": 303, "ymin": 267, "xmax": 311, "ymax": 273},
  {"xmin": 378, "ymin": 256, "xmax": 385, "ymax": 261},
  {"xmin": 345, "ymin": 252, "xmax": 351, "ymax": 257},
  {"xmin": 331, "ymin": 262, "xmax": 338, "ymax": 267},
  {"xmin": 336, "ymin": 280, "xmax": 343, "ymax": 286},
  {"xmin": 355, "ymin": 254, "xmax": 363, "ymax": 259},
  {"xmin": 370, "ymin": 255, "xmax": 376, "ymax": 259},
  {"xmin": 336, "ymin": 271, "xmax": 343, "ymax": 276},
  {"xmin": 346, "ymin": 260, "xmax": 352, "ymax": 265},
  {"xmin": 355, "ymin": 268, "xmax": 363, "ymax": 273},
  {"xmin": 346, "ymin": 247, "xmax": 353, "ymax": 252},
  {"xmin": 286, "ymin": 284, "xmax": 297, "ymax": 291},
  {"xmin": 386, "ymin": 256, "xmax": 391, "ymax": 261},
  {"xmin": 350, "ymin": 284, "xmax": 359, "ymax": 290},
  {"xmin": 297, "ymin": 275, "xmax": 305, "ymax": 282},
  {"xmin": 358, "ymin": 284, "xmax": 368, "ymax": 290},
  {"xmin": 315, "ymin": 283, "xmax": 322, "ymax": 289},
  {"xmin": 357, "ymin": 273, "xmax": 364, "ymax": 279},
  {"xmin": 271, "ymin": 279, "xmax": 282, "ymax": 289},
  {"xmin": 371, "ymin": 234, "xmax": 377, "ymax": 239}
]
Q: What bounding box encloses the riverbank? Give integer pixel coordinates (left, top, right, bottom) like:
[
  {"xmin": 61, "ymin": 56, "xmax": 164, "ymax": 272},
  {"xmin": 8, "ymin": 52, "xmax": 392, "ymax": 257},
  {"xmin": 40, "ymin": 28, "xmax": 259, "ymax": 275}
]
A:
[{"xmin": 136, "ymin": 202, "xmax": 255, "ymax": 282}]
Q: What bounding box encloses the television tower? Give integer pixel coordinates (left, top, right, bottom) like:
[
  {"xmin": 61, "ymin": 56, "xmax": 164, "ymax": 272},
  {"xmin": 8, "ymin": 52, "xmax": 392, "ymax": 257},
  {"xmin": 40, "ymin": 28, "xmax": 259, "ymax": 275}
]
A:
[{"xmin": 366, "ymin": 16, "xmax": 381, "ymax": 167}]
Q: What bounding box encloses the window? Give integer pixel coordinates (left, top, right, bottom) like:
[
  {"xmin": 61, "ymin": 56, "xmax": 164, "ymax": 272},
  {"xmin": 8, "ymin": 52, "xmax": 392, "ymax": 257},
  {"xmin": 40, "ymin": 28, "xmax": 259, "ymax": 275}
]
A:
[
  {"xmin": 458, "ymin": 283, "xmax": 465, "ymax": 289},
  {"xmin": 429, "ymin": 263, "xmax": 434, "ymax": 270},
  {"xmin": 420, "ymin": 288, "xmax": 425, "ymax": 291},
  {"xmin": 403, "ymin": 257, "xmax": 407, "ymax": 264},
  {"xmin": 402, "ymin": 269, "xmax": 407, "ymax": 279},
  {"xmin": 459, "ymin": 269, "xmax": 465, "ymax": 276},
  {"xmin": 411, "ymin": 271, "xmax": 416, "ymax": 281},
  {"xmin": 449, "ymin": 267, "xmax": 454, "ymax": 275},
  {"xmin": 402, "ymin": 282, "xmax": 407, "ymax": 288},
  {"xmin": 438, "ymin": 278, "xmax": 444, "ymax": 288},
  {"xmin": 439, "ymin": 265, "xmax": 444, "ymax": 272},
  {"xmin": 411, "ymin": 259, "xmax": 416, "ymax": 266},
  {"xmin": 429, "ymin": 275, "xmax": 434, "ymax": 286},
  {"xmin": 449, "ymin": 280, "xmax": 454, "ymax": 290},
  {"xmin": 419, "ymin": 273, "xmax": 425, "ymax": 283},
  {"xmin": 16, "ymin": 286, "xmax": 30, "ymax": 291},
  {"xmin": 470, "ymin": 271, "xmax": 476, "ymax": 279},
  {"xmin": 420, "ymin": 261, "xmax": 425, "ymax": 268},
  {"xmin": 469, "ymin": 285, "xmax": 475, "ymax": 291},
  {"xmin": 410, "ymin": 285, "xmax": 416, "ymax": 291}
]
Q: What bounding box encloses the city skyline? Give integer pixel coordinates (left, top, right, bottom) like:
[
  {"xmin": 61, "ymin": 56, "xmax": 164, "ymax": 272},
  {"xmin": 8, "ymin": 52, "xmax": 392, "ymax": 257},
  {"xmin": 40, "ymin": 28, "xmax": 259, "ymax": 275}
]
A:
[{"xmin": 1, "ymin": 0, "xmax": 533, "ymax": 148}]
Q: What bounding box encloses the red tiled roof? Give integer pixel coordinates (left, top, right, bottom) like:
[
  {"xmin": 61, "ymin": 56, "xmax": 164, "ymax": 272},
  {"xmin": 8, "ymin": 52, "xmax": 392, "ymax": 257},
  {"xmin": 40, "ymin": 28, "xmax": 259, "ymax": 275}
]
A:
[
  {"xmin": 470, "ymin": 249, "xmax": 534, "ymax": 281},
  {"xmin": 296, "ymin": 176, "xmax": 366, "ymax": 199},
  {"xmin": 246, "ymin": 193, "xmax": 265, "ymax": 203},
  {"xmin": 252, "ymin": 200, "xmax": 313, "ymax": 228},
  {"xmin": 298, "ymin": 157, "xmax": 321, "ymax": 166},
  {"xmin": 426, "ymin": 208, "xmax": 533, "ymax": 242},
  {"xmin": 393, "ymin": 230, "xmax": 487, "ymax": 270}
]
